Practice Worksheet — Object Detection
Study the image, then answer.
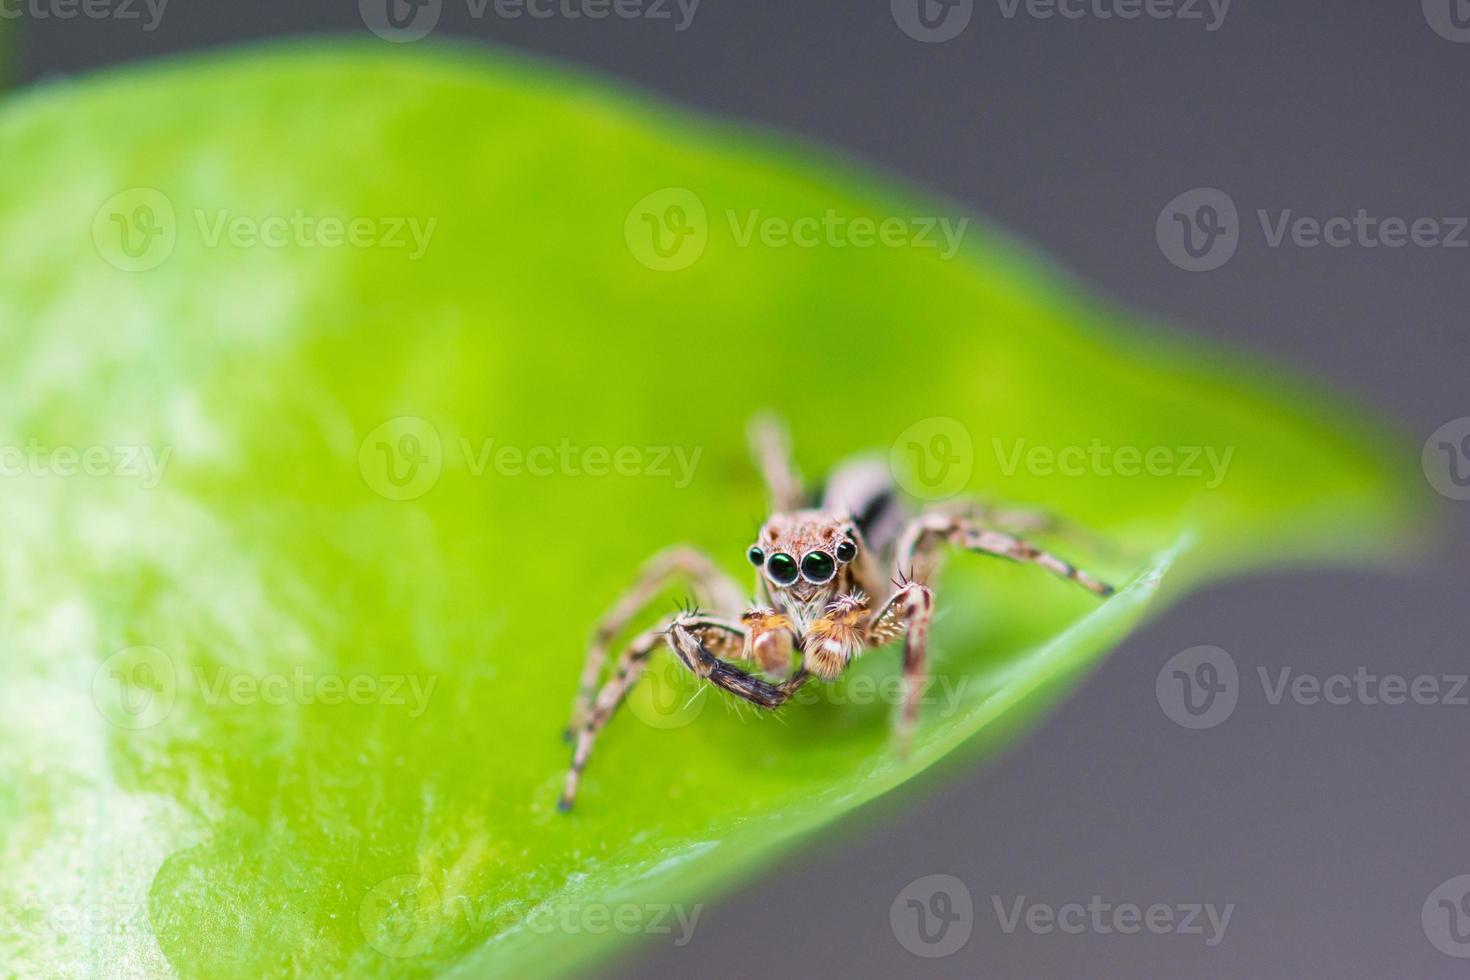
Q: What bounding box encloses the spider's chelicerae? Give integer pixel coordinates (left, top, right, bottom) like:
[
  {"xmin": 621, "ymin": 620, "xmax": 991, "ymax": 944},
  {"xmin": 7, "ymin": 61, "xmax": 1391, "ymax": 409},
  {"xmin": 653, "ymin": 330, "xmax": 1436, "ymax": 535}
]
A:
[{"xmin": 559, "ymin": 416, "xmax": 1114, "ymax": 811}]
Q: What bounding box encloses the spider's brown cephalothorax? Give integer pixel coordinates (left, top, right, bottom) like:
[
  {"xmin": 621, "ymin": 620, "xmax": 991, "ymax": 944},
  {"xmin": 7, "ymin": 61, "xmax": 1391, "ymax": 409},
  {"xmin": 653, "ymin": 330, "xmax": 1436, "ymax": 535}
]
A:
[{"xmin": 558, "ymin": 415, "xmax": 1114, "ymax": 811}]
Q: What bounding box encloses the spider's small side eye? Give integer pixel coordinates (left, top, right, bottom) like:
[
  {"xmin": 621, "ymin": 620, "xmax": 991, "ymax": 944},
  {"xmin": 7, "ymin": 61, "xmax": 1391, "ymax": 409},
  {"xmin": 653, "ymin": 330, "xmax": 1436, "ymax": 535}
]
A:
[
  {"xmin": 835, "ymin": 540, "xmax": 857, "ymax": 563},
  {"xmin": 766, "ymin": 552, "xmax": 799, "ymax": 585},
  {"xmin": 747, "ymin": 546, "xmax": 765, "ymax": 567},
  {"xmin": 800, "ymin": 551, "xmax": 836, "ymax": 584}
]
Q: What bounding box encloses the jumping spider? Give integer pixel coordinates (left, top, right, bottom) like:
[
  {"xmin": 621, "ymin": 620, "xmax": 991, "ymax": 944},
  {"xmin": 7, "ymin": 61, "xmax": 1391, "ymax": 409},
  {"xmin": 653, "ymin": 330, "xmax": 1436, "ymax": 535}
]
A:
[{"xmin": 559, "ymin": 416, "xmax": 1114, "ymax": 811}]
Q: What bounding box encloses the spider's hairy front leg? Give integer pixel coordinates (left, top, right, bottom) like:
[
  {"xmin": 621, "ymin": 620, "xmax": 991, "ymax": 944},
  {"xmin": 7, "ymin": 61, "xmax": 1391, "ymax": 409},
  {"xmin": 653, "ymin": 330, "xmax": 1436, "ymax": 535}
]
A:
[
  {"xmin": 567, "ymin": 545, "xmax": 745, "ymax": 738},
  {"xmin": 666, "ymin": 614, "xmax": 811, "ymax": 707},
  {"xmin": 896, "ymin": 512, "xmax": 1115, "ymax": 598},
  {"xmin": 866, "ymin": 581, "xmax": 935, "ymax": 750},
  {"xmin": 560, "ymin": 614, "xmax": 807, "ymax": 811},
  {"xmin": 561, "ymin": 625, "xmax": 666, "ymax": 811},
  {"xmin": 748, "ymin": 412, "xmax": 807, "ymax": 512}
]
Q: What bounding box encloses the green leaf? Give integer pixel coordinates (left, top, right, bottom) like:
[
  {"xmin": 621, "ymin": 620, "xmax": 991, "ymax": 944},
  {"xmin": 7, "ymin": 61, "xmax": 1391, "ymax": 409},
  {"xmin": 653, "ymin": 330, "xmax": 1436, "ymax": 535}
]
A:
[{"xmin": 0, "ymin": 44, "xmax": 1418, "ymax": 978}]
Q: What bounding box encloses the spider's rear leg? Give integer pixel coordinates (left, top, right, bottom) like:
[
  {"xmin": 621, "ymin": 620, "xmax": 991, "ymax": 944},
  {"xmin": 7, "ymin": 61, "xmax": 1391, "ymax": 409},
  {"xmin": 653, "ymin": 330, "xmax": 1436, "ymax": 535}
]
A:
[
  {"xmin": 567, "ymin": 545, "xmax": 745, "ymax": 738},
  {"xmin": 896, "ymin": 512, "xmax": 1115, "ymax": 598},
  {"xmin": 948, "ymin": 497, "xmax": 1116, "ymax": 560},
  {"xmin": 560, "ymin": 614, "xmax": 807, "ymax": 811},
  {"xmin": 748, "ymin": 412, "xmax": 807, "ymax": 512}
]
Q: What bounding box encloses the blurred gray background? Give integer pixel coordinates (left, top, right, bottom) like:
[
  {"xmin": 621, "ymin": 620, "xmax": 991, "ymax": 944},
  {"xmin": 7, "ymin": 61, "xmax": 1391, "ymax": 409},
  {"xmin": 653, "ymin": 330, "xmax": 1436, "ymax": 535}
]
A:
[{"xmin": 14, "ymin": 1, "xmax": 1469, "ymax": 976}]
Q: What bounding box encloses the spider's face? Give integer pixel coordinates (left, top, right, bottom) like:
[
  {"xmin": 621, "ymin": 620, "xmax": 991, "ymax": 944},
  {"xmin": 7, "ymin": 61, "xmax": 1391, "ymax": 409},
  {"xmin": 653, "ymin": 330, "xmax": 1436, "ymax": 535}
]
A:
[{"xmin": 747, "ymin": 510, "xmax": 861, "ymax": 608}]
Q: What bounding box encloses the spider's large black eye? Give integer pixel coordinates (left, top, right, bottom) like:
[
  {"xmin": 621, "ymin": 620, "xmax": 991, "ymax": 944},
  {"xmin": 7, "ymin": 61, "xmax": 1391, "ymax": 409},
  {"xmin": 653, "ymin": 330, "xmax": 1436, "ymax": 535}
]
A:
[
  {"xmin": 765, "ymin": 552, "xmax": 799, "ymax": 585},
  {"xmin": 835, "ymin": 540, "xmax": 857, "ymax": 563},
  {"xmin": 747, "ymin": 546, "xmax": 765, "ymax": 567},
  {"xmin": 800, "ymin": 551, "xmax": 836, "ymax": 584}
]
